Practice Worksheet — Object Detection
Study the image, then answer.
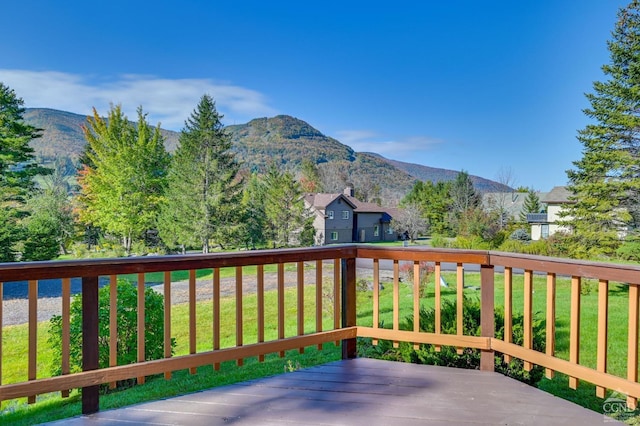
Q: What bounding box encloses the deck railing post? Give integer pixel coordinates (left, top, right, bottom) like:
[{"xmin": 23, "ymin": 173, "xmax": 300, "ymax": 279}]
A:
[
  {"xmin": 341, "ymin": 257, "xmax": 357, "ymax": 359},
  {"xmin": 82, "ymin": 276, "xmax": 100, "ymax": 414},
  {"xmin": 480, "ymin": 264, "xmax": 495, "ymax": 372}
]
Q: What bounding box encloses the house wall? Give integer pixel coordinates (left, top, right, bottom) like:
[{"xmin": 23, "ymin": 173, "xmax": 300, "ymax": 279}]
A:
[
  {"xmin": 355, "ymin": 213, "xmax": 383, "ymax": 242},
  {"xmin": 323, "ymin": 199, "xmax": 354, "ymax": 244}
]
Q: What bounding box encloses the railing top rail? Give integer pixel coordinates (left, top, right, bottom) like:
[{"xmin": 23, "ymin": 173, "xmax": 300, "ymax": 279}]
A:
[
  {"xmin": 489, "ymin": 251, "xmax": 640, "ymax": 283},
  {"xmin": 355, "ymin": 246, "xmax": 491, "ymax": 264},
  {"xmin": 0, "ymin": 245, "xmax": 357, "ymax": 282}
]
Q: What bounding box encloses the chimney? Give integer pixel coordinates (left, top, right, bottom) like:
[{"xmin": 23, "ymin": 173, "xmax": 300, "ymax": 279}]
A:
[{"xmin": 344, "ymin": 185, "xmax": 354, "ymax": 197}]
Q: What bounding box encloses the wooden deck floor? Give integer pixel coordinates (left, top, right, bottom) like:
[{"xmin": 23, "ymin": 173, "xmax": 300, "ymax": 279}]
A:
[{"xmin": 51, "ymin": 358, "xmax": 619, "ymax": 425}]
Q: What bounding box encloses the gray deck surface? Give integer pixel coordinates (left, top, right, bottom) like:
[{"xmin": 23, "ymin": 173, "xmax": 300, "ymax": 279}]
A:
[{"xmin": 49, "ymin": 358, "xmax": 619, "ymax": 425}]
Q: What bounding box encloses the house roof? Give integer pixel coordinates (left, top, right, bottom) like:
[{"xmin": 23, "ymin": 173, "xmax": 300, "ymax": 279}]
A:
[
  {"xmin": 304, "ymin": 192, "xmax": 396, "ymax": 217},
  {"xmin": 542, "ymin": 186, "xmax": 573, "ymax": 204}
]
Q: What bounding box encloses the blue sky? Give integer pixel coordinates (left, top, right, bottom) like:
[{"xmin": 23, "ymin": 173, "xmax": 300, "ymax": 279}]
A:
[{"xmin": 0, "ymin": 1, "xmax": 630, "ymax": 191}]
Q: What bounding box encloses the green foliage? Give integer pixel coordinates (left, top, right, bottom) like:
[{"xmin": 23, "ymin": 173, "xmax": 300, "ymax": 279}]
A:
[
  {"xmin": 158, "ymin": 95, "xmax": 242, "ymax": 253},
  {"xmin": 48, "ymin": 280, "xmax": 174, "ymax": 389},
  {"xmin": 519, "ymin": 188, "xmax": 542, "ymax": 222},
  {"xmin": 77, "ymin": 106, "xmax": 169, "ymax": 254},
  {"xmin": 0, "ymin": 206, "xmax": 23, "ymax": 262},
  {"xmin": 401, "ymin": 180, "xmax": 453, "ymax": 236},
  {"xmin": 263, "ymin": 164, "xmax": 314, "ymax": 247},
  {"xmin": 616, "ymin": 235, "xmax": 640, "ymax": 261},
  {"xmin": 359, "ymin": 296, "xmax": 546, "ymax": 386},
  {"xmin": 564, "ymin": 2, "xmax": 640, "ymax": 256},
  {"xmin": 509, "ymin": 228, "xmax": 531, "ymax": 241}
]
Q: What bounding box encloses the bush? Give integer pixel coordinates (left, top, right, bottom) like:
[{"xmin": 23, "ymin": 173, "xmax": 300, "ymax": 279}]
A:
[
  {"xmin": 616, "ymin": 237, "xmax": 640, "ymax": 261},
  {"xmin": 509, "ymin": 228, "xmax": 531, "ymax": 242},
  {"xmin": 358, "ymin": 296, "xmax": 546, "ymax": 386},
  {"xmin": 429, "ymin": 234, "xmax": 450, "ymax": 248},
  {"xmin": 48, "ymin": 280, "xmax": 175, "ymax": 390}
]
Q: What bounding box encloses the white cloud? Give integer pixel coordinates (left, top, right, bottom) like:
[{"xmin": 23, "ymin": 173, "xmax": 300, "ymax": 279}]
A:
[
  {"xmin": 334, "ymin": 129, "xmax": 442, "ymax": 161},
  {"xmin": 0, "ymin": 69, "xmax": 277, "ymax": 130}
]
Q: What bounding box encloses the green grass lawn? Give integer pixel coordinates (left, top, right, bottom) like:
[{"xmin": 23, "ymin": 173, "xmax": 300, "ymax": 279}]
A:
[{"xmin": 1, "ymin": 269, "xmax": 637, "ymax": 424}]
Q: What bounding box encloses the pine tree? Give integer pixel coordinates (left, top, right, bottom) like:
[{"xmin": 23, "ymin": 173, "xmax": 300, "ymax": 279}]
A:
[
  {"xmin": 263, "ymin": 164, "xmax": 313, "ymax": 248},
  {"xmin": 519, "ymin": 188, "xmax": 541, "ymax": 223},
  {"xmin": 158, "ymin": 95, "xmax": 241, "ymax": 253},
  {"xmin": 77, "ymin": 106, "xmax": 169, "ymax": 254},
  {"xmin": 565, "ymin": 1, "xmax": 640, "ymax": 256},
  {"xmin": 0, "ymin": 82, "xmax": 49, "ymax": 261}
]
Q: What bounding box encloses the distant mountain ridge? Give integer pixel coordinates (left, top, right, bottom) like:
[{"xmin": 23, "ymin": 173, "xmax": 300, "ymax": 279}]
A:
[{"xmin": 23, "ymin": 108, "xmax": 510, "ymax": 203}]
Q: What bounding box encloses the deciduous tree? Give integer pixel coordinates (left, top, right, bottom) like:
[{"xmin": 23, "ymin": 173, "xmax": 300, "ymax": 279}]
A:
[{"xmin": 78, "ymin": 105, "xmax": 169, "ymax": 254}]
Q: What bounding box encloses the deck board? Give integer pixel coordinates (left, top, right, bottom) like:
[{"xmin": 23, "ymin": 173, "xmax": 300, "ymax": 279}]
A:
[{"xmin": 50, "ymin": 358, "xmax": 620, "ymax": 425}]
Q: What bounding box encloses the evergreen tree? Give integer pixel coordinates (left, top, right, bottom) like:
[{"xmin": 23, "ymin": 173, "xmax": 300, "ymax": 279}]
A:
[
  {"xmin": 299, "ymin": 158, "xmax": 323, "ymax": 193},
  {"xmin": 519, "ymin": 188, "xmax": 542, "ymax": 223},
  {"xmin": 449, "ymin": 170, "xmax": 483, "ymax": 236},
  {"xmin": 0, "ymin": 82, "xmax": 49, "ymax": 261},
  {"xmin": 263, "ymin": 164, "xmax": 313, "ymax": 248},
  {"xmin": 77, "ymin": 106, "xmax": 169, "ymax": 254},
  {"xmin": 158, "ymin": 95, "xmax": 241, "ymax": 253},
  {"xmin": 402, "ymin": 180, "xmax": 453, "ymax": 236},
  {"xmin": 565, "ymin": 1, "xmax": 640, "ymax": 256},
  {"xmin": 239, "ymin": 172, "xmax": 267, "ymax": 249}
]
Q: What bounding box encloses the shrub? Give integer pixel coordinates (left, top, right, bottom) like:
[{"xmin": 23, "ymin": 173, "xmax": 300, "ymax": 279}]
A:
[
  {"xmin": 358, "ymin": 296, "xmax": 546, "ymax": 386},
  {"xmin": 48, "ymin": 280, "xmax": 175, "ymax": 390},
  {"xmin": 429, "ymin": 234, "xmax": 450, "ymax": 248},
  {"xmin": 509, "ymin": 228, "xmax": 531, "ymax": 242},
  {"xmin": 616, "ymin": 237, "xmax": 640, "ymax": 261}
]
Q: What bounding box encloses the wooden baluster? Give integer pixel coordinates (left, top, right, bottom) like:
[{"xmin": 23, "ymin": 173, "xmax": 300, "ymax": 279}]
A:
[
  {"xmin": 480, "ymin": 264, "xmax": 495, "ymax": 372},
  {"xmin": 108, "ymin": 275, "xmax": 117, "ymax": 389},
  {"xmin": 341, "ymin": 258, "xmax": 357, "ymax": 359},
  {"xmin": 163, "ymin": 271, "xmax": 172, "ymax": 380},
  {"xmin": 596, "ymin": 279, "xmax": 609, "ymax": 398},
  {"xmin": 524, "ymin": 270, "xmax": 533, "ymax": 372},
  {"xmin": 28, "ymin": 280, "xmax": 37, "ymax": 404},
  {"xmin": 316, "ymin": 260, "xmax": 323, "ymax": 350},
  {"xmin": 545, "ymin": 273, "xmax": 556, "ymax": 379},
  {"xmin": 504, "ymin": 267, "xmax": 513, "ymax": 363},
  {"xmin": 278, "ymin": 263, "xmax": 285, "ymax": 357},
  {"xmin": 188, "ymin": 269, "xmax": 196, "ymax": 374},
  {"xmin": 0, "ymin": 281, "xmax": 2, "ymax": 396},
  {"xmin": 334, "ymin": 259, "xmax": 340, "ymax": 346},
  {"xmin": 627, "ymin": 284, "xmax": 639, "ymax": 409},
  {"xmin": 137, "ymin": 273, "xmax": 146, "ymax": 384},
  {"xmin": 434, "ymin": 262, "xmax": 441, "ymax": 352},
  {"xmin": 81, "ymin": 276, "xmax": 99, "ymax": 414},
  {"xmin": 213, "ymin": 268, "xmax": 220, "ymax": 370},
  {"xmin": 61, "ymin": 278, "xmax": 71, "ymax": 397},
  {"xmin": 297, "ymin": 261, "xmax": 305, "ymax": 354},
  {"xmin": 372, "ymin": 258, "xmax": 380, "ymax": 346},
  {"xmin": 393, "ymin": 260, "xmax": 399, "ymax": 348},
  {"xmin": 456, "ymin": 263, "xmax": 464, "ymax": 355},
  {"xmin": 569, "ymin": 276, "xmax": 581, "ymax": 390},
  {"xmin": 258, "ymin": 265, "xmax": 265, "ymax": 360},
  {"xmin": 413, "ymin": 261, "xmax": 420, "ymax": 350},
  {"xmin": 236, "ymin": 266, "xmax": 243, "ymax": 366}
]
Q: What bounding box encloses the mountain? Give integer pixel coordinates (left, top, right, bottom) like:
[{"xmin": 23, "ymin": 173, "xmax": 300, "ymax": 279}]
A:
[
  {"xmin": 22, "ymin": 108, "xmax": 509, "ymax": 204},
  {"xmin": 368, "ymin": 154, "xmax": 510, "ymax": 192},
  {"xmin": 23, "ymin": 108, "xmax": 180, "ymax": 161}
]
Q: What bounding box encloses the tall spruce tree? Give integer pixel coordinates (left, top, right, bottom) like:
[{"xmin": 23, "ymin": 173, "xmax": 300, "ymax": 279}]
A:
[
  {"xmin": 77, "ymin": 106, "xmax": 169, "ymax": 254},
  {"xmin": 158, "ymin": 95, "xmax": 241, "ymax": 253},
  {"xmin": 519, "ymin": 188, "xmax": 541, "ymax": 223},
  {"xmin": 0, "ymin": 82, "xmax": 49, "ymax": 261},
  {"xmin": 565, "ymin": 1, "xmax": 640, "ymax": 256}
]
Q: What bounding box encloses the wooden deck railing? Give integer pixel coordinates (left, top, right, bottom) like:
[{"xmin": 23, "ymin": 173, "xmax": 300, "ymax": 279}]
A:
[{"xmin": 1, "ymin": 245, "xmax": 640, "ymax": 414}]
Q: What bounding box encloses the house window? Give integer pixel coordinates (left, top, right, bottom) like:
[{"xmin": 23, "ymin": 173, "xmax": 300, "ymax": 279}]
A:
[
  {"xmin": 330, "ymin": 231, "xmax": 338, "ymax": 241},
  {"xmin": 374, "ymin": 225, "xmax": 380, "ymax": 237},
  {"xmin": 541, "ymin": 224, "xmax": 549, "ymax": 239},
  {"xmin": 342, "ymin": 210, "xmax": 349, "ymax": 220},
  {"xmin": 328, "ymin": 210, "xmax": 334, "ymax": 220}
]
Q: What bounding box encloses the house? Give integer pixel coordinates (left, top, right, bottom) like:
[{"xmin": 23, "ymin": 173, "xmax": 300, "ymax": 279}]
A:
[
  {"xmin": 304, "ymin": 187, "xmax": 397, "ymax": 245},
  {"xmin": 527, "ymin": 186, "xmax": 573, "ymax": 240}
]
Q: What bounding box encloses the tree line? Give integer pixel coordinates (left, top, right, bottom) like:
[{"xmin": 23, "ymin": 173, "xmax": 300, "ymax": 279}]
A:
[{"xmin": 0, "ymin": 89, "xmax": 315, "ymax": 261}]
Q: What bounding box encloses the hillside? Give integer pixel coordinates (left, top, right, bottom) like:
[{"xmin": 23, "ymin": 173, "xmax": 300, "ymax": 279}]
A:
[
  {"xmin": 22, "ymin": 108, "xmax": 509, "ymax": 204},
  {"xmin": 23, "ymin": 108, "xmax": 180, "ymax": 161}
]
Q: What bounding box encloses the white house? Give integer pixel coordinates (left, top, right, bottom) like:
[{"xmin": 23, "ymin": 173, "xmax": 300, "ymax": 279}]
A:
[{"xmin": 528, "ymin": 186, "xmax": 573, "ymax": 240}]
